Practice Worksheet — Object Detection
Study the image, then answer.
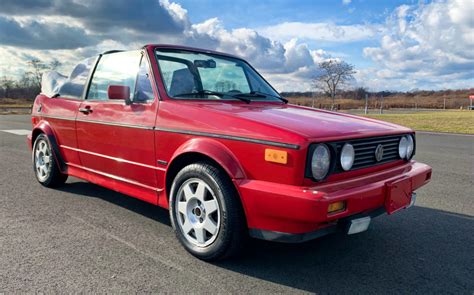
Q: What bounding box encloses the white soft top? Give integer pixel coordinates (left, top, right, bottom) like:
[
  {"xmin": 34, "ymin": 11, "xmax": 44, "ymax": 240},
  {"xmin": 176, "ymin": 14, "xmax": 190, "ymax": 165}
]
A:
[
  {"xmin": 40, "ymin": 58, "xmax": 94, "ymax": 99},
  {"xmin": 41, "ymin": 71, "xmax": 68, "ymax": 98}
]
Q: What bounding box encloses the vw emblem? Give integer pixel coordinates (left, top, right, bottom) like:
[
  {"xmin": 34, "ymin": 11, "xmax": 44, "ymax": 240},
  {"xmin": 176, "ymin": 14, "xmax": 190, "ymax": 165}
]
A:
[{"xmin": 375, "ymin": 144, "xmax": 384, "ymax": 162}]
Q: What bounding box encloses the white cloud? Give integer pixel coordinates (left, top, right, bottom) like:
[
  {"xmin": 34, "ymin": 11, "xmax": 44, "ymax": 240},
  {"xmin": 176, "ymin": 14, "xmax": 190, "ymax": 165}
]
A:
[
  {"xmin": 342, "ymin": 0, "xmax": 352, "ymax": 5},
  {"xmin": 258, "ymin": 22, "xmax": 380, "ymax": 43},
  {"xmin": 186, "ymin": 18, "xmax": 287, "ymax": 71},
  {"xmin": 185, "ymin": 20, "xmax": 334, "ymax": 89},
  {"xmin": 362, "ymin": 0, "xmax": 474, "ymax": 90}
]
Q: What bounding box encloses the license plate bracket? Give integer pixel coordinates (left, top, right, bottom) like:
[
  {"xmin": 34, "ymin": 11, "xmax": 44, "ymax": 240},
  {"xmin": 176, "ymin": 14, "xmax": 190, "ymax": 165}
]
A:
[{"xmin": 385, "ymin": 177, "xmax": 413, "ymax": 215}]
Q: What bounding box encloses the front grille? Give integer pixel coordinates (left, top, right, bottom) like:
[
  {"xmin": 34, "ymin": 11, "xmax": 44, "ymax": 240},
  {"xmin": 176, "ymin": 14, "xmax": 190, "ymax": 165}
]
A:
[{"xmin": 334, "ymin": 135, "xmax": 403, "ymax": 172}]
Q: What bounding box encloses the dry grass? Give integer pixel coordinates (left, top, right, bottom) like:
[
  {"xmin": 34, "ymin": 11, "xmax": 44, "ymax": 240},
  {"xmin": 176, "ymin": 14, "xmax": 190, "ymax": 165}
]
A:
[
  {"xmin": 0, "ymin": 98, "xmax": 33, "ymax": 105},
  {"xmin": 288, "ymin": 94, "xmax": 472, "ymax": 110},
  {"xmin": 0, "ymin": 98, "xmax": 32, "ymax": 114},
  {"xmin": 362, "ymin": 111, "xmax": 474, "ymax": 134}
]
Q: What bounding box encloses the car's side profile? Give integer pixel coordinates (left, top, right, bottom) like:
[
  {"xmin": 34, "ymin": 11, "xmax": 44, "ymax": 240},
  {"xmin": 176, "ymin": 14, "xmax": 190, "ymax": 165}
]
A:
[{"xmin": 28, "ymin": 44, "xmax": 432, "ymax": 260}]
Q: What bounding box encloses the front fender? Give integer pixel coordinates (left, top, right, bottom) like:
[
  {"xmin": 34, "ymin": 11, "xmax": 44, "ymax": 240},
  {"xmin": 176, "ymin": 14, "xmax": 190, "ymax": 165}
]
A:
[{"xmin": 168, "ymin": 137, "xmax": 246, "ymax": 180}]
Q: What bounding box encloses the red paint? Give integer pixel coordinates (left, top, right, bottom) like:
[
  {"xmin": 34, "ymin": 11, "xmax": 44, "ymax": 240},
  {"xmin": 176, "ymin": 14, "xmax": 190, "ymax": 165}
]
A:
[{"xmin": 27, "ymin": 45, "xmax": 432, "ymax": 236}]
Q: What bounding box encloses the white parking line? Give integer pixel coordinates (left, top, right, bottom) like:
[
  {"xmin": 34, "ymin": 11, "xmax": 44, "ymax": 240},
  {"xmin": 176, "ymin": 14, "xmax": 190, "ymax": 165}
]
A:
[{"xmin": 0, "ymin": 129, "xmax": 31, "ymax": 135}]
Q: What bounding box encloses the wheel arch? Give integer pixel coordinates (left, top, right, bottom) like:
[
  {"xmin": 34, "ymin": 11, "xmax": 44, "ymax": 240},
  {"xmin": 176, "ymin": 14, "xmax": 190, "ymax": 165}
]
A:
[
  {"xmin": 164, "ymin": 138, "xmax": 246, "ymax": 205},
  {"xmin": 31, "ymin": 120, "xmax": 67, "ymax": 173}
]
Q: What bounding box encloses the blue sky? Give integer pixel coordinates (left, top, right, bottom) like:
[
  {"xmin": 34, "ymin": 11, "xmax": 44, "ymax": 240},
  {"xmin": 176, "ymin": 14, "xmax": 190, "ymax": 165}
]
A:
[
  {"xmin": 0, "ymin": 0, "xmax": 472, "ymax": 92},
  {"xmin": 179, "ymin": 0, "xmax": 409, "ymax": 27}
]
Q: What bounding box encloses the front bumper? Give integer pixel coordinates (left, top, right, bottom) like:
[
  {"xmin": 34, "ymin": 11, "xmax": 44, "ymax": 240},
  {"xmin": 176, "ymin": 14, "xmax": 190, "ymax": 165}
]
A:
[{"xmin": 238, "ymin": 161, "xmax": 431, "ymax": 242}]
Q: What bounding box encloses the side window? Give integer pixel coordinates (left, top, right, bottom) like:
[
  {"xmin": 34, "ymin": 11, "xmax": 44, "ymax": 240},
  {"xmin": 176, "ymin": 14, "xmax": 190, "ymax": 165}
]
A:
[
  {"xmin": 87, "ymin": 51, "xmax": 141, "ymax": 101},
  {"xmin": 134, "ymin": 56, "xmax": 155, "ymax": 102},
  {"xmin": 58, "ymin": 57, "xmax": 95, "ymax": 99}
]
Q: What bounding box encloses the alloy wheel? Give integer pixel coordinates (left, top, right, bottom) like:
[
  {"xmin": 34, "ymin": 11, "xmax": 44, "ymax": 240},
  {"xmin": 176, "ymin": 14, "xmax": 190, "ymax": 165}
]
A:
[
  {"xmin": 34, "ymin": 139, "xmax": 52, "ymax": 182},
  {"xmin": 175, "ymin": 178, "xmax": 221, "ymax": 247}
]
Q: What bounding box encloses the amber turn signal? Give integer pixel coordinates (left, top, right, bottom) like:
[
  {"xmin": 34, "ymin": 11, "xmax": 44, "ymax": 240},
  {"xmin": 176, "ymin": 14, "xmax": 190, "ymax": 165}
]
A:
[
  {"xmin": 328, "ymin": 201, "xmax": 346, "ymax": 214},
  {"xmin": 264, "ymin": 149, "xmax": 288, "ymax": 164}
]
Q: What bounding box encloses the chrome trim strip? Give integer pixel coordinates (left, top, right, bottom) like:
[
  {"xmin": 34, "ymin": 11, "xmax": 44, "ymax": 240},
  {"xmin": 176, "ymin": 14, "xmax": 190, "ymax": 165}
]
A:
[
  {"xmin": 155, "ymin": 127, "xmax": 300, "ymax": 150},
  {"xmin": 76, "ymin": 118, "xmax": 154, "ymax": 130},
  {"xmin": 61, "ymin": 145, "xmax": 166, "ymax": 171},
  {"xmin": 39, "ymin": 114, "xmax": 154, "ymax": 130},
  {"xmin": 39, "ymin": 114, "xmax": 75, "ymax": 121},
  {"xmin": 38, "ymin": 114, "xmax": 300, "ymax": 149},
  {"xmin": 67, "ymin": 162, "xmax": 164, "ymax": 192}
]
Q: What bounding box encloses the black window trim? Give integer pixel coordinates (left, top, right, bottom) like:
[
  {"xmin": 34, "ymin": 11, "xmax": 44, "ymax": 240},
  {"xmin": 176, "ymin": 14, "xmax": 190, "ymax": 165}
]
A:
[
  {"xmin": 153, "ymin": 47, "xmax": 284, "ymax": 103},
  {"xmin": 131, "ymin": 50, "xmax": 157, "ymax": 104}
]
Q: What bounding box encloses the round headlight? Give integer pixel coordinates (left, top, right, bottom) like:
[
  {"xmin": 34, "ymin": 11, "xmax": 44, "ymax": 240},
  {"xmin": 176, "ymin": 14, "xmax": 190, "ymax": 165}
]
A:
[
  {"xmin": 406, "ymin": 135, "xmax": 414, "ymax": 159},
  {"xmin": 340, "ymin": 143, "xmax": 355, "ymax": 171},
  {"xmin": 399, "ymin": 136, "xmax": 408, "ymax": 159},
  {"xmin": 311, "ymin": 144, "xmax": 331, "ymax": 180}
]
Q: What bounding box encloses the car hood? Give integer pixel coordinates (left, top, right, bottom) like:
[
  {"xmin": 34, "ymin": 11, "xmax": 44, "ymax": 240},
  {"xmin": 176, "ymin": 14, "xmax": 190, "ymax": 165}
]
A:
[
  {"xmin": 160, "ymin": 101, "xmax": 412, "ymax": 145},
  {"xmin": 192, "ymin": 102, "xmax": 411, "ymax": 141}
]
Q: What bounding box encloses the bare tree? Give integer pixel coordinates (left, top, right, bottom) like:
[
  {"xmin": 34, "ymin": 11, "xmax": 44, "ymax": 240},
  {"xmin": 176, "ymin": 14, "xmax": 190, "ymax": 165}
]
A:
[
  {"xmin": 49, "ymin": 59, "xmax": 62, "ymax": 71},
  {"xmin": 354, "ymin": 87, "xmax": 368, "ymax": 100},
  {"xmin": 28, "ymin": 59, "xmax": 48, "ymax": 89},
  {"xmin": 313, "ymin": 60, "xmax": 355, "ymax": 110},
  {"xmin": 0, "ymin": 76, "xmax": 15, "ymax": 98}
]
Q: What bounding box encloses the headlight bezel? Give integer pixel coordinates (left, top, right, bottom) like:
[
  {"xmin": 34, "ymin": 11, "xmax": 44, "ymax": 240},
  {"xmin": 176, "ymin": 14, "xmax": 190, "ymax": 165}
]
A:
[
  {"xmin": 406, "ymin": 134, "xmax": 415, "ymax": 159},
  {"xmin": 305, "ymin": 143, "xmax": 336, "ymax": 181},
  {"xmin": 398, "ymin": 134, "xmax": 416, "ymax": 160}
]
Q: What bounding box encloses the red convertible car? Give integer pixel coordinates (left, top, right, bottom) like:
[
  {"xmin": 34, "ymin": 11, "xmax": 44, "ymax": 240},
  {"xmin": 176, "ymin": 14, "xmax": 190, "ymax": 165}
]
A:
[{"xmin": 28, "ymin": 44, "xmax": 432, "ymax": 260}]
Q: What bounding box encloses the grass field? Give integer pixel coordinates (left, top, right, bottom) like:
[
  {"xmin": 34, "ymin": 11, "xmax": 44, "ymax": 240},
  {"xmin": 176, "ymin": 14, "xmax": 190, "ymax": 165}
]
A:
[
  {"xmin": 362, "ymin": 111, "xmax": 474, "ymax": 134},
  {"xmin": 287, "ymin": 88, "xmax": 473, "ymax": 110}
]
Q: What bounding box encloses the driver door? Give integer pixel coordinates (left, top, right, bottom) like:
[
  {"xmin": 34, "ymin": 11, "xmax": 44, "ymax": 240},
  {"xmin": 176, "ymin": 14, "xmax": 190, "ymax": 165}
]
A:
[{"xmin": 75, "ymin": 50, "xmax": 158, "ymax": 203}]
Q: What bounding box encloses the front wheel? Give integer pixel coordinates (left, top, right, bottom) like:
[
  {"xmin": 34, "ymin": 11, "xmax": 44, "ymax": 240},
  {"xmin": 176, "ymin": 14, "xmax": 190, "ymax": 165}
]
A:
[
  {"xmin": 32, "ymin": 134, "xmax": 68, "ymax": 187},
  {"xmin": 169, "ymin": 162, "xmax": 246, "ymax": 261}
]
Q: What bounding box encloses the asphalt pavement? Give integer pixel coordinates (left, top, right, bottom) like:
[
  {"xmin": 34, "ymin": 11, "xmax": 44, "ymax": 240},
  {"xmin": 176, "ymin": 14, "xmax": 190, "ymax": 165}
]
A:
[{"xmin": 0, "ymin": 115, "xmax": 473, "ymax": 293}]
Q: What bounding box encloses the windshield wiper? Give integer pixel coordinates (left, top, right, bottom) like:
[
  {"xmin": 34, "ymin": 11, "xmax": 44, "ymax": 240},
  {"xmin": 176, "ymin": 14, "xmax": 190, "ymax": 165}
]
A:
[
  {"xmin": 249, "ymin": 91, "xmax": 288, "ymax": 103},
  {"xmin": 174, "ymin": 90, "xmax": 251, "ymax": 103},
  {"xmin": 232, "ymin": 91, "xmax": 288, "ymax": 103}
]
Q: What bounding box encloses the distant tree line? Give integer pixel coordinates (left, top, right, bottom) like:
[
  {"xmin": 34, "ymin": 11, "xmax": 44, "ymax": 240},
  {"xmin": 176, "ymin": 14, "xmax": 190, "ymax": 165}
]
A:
[
  {"xmin": 281, "ymin": 88, "xmax": 472, "ymax": 100},
  {"xmin": 0, "ymin": 59, "xmax": 61, "ymax": 100}
]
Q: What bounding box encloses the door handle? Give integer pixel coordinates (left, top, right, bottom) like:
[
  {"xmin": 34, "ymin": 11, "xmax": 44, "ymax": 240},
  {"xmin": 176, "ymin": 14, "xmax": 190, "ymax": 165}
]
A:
[{"xmin": 79, "ymin": 107, "xmax": 92, "ymax": 114}]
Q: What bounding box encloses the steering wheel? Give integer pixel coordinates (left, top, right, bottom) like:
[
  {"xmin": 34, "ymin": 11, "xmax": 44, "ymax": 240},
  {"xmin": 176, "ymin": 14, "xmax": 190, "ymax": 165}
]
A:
[{"xmin": 227, "ymin": 89, "xmax": 242, "ymax": 94}]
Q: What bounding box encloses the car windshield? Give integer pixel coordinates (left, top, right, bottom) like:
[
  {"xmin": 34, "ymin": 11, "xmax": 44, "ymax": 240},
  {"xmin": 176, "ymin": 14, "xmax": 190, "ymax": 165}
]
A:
[{"xmin": 155, "ymin": 49, "xmax": 283, "ymax": 102}]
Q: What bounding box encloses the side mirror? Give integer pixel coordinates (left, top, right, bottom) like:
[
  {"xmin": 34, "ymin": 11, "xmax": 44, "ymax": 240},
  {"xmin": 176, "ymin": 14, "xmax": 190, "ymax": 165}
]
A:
[{"xmin": 107, "ymin": 85, "xmax": 131, "ymax": 104}]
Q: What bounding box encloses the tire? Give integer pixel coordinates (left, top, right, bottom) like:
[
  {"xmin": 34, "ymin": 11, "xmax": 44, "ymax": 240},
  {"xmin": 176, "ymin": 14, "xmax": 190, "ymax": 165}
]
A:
[
  {"xmin": 32, "ymin": 134, "xmax": 68, "ymax": 187},
  {"xmin": 169, "ymin": 162, "xmax": 247, "ymax": 261}
]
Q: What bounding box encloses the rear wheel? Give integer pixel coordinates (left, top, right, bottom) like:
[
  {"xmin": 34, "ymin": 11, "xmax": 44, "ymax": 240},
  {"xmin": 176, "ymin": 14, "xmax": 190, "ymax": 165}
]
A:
[
  {"xmin": 169, "ymin": 162, "xmax": 246, "ymax": 261},
  {"xmin": 32, "ymin": 134, "xmax": 67, "ymax": 187}
]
